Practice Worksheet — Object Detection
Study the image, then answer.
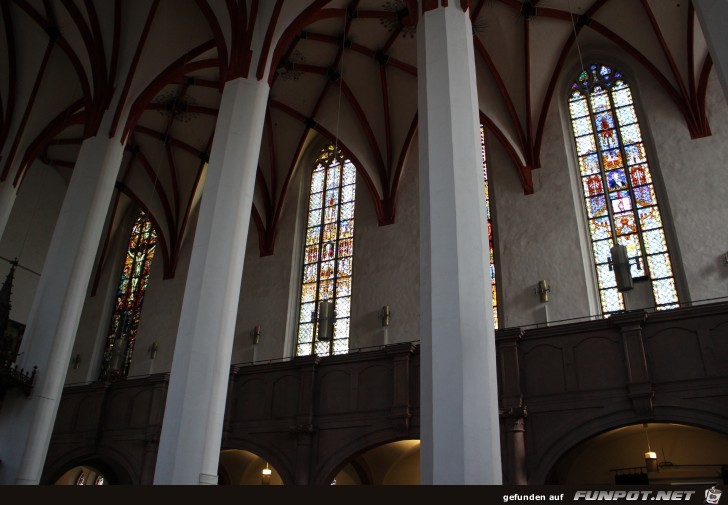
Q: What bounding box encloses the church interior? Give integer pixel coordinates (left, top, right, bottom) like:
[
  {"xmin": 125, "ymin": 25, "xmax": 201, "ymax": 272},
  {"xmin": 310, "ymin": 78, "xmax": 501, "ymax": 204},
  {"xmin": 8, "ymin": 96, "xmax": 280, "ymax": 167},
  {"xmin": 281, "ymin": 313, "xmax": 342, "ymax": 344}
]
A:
[{"xmin": 0, "ymin": 0, "xmax": 727, "ymax": 486}]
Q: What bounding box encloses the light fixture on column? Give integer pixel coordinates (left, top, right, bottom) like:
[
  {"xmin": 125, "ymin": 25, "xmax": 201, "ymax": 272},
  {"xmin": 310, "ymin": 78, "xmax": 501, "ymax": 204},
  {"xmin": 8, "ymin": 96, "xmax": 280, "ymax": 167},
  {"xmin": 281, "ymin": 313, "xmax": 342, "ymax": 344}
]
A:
[
  {"xmin": 380, "ymin": 305, "xmax": 390, "ymax": 327},
  {"xmin": 261, "ymin": 462, "xmax": 272, "ymax": 485},
  {"xmin": 252, "ymin": 325, "xmax": 262, "ymax": 345},
  {"xmin": 72, "ymin": 354, "xmax": 81, "ymax": 370},
  {"xmin": 608, "ymin": 244, "xmax": 640, "ymax": 292},
  {"xmin": 537, "ymin": 280, "xmax": 550, "ymax": 303},
  {"xmin": 643, "ymin": 423, "xmax": 658, "ymax": 473},
  {"xmin": 317, "ymin": 301, "xmax": 334, "ymax": 341}
]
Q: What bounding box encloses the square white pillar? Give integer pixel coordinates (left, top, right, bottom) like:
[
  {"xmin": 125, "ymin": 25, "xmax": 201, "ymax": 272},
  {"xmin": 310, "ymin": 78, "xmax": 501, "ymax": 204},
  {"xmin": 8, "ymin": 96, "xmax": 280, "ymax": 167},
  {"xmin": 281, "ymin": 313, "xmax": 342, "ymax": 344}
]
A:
[{"xmin": 417, "ymin": 4, "xmax": 503, "ymax": 485}]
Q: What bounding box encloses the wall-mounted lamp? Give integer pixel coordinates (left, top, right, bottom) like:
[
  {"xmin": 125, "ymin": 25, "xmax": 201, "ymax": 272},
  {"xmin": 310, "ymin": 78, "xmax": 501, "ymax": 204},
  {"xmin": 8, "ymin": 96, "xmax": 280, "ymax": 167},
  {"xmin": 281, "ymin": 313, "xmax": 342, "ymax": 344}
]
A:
[
  {"xmin": 72, "ymin": 354, "xmax": 81, "ymax": 370},
  {"xmin": 252, "ymin": 325, "xmax": 262, "ymax": 345},
  {"xmin": 537, "ymin": 280, "xmax": 551, "ymax": 303},
  {"xmin": 380, "ymin": 305, "xmax": 390, "ymax": 327},
  {"xmin": 149, "ymin": 341, "xmax": 158, "ymax": 360},
  {"xmin": 643, "ymin": 423, "xmax": 659, "ymax": 473},
  {"xmin": 261, "ymin": 462, "xmax": 272, "ymax": 485}
]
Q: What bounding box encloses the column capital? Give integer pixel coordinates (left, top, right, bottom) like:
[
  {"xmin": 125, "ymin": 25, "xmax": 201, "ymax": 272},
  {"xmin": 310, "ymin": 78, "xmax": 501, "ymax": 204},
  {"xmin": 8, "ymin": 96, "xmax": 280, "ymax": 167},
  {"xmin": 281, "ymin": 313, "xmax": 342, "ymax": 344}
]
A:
[
  {"xmin": 422, "ymin": 1, "xmax": 471, "ymax": 14},
  {"xmin": 500, "ymin": 405, "xmax": 528, "ymax": 420},
  {"xmin": 496, "ymin": 327, "xmax": 524, "ymax": 346},
  {"xmin": 609, "ymin": 309, "xmax": 648, "ymax": 331}
]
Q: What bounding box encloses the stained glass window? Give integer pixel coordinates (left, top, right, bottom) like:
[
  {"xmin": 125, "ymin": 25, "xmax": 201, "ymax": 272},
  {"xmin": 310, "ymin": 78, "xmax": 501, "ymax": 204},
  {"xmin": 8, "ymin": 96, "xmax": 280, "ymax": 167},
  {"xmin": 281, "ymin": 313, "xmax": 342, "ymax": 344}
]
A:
[
  {"xmin": 568, "ymin": 64, "xmax": 678, "ymax": 314},
  {"xmin": 296, "ymin": 145, "xmax": 356, "ymax": 356},
  {"xmin": 480, "ymin": 126, "xmax": 499, "ymax": 329},
  {"xmin": 99, "ymin": 210, "xmax": 157, "ymax": 379}
]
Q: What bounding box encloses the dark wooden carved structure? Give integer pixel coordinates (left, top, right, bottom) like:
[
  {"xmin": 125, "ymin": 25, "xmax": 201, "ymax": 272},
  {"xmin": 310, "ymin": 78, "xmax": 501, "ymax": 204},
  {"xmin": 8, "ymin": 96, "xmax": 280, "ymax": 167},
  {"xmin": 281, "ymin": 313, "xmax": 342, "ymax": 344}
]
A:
[
  {"xmin": 39, "ymin": 302, "xmax": 728, "ymax": 484},
  {"xmin": 0, "ymin": 262, "xmax": 35, "ymax": 404}
]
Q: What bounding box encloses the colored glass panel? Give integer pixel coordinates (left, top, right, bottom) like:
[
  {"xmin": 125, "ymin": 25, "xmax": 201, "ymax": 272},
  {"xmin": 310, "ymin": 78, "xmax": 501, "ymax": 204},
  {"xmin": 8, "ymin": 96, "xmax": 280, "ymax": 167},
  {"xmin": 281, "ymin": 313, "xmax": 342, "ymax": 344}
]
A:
[
  {"xmin": 341, "ymin": 185, "xmax": 355, "ymax": 203},
  {"xmin": 569, "ymin": 97, "xmax": 589, "ymax": 118},
  {"xmin": 616, "ymin": 234, "xmax": 642, "ymax": 260},
  {"xmin": 613, "ymin": 212, "xmax": 637, "ymax": 236},
  {"xmin": 598, "ymin": 130, "xmax": 619, "ymax": 151},
  {"xmin": 605, "ymin": 169, "xmax": 628, "ymax": 191},
  {"xmin": 602, "ymin": 149, "xmax": 623, "ymax": 170},
  {"xmin": 308, "ymin": 209, "xmax": 322, "ymax": 227},
  {"xmin": 610, "ymin": 191, "xmax": 633, "ymax": 214},
  {"xmin": 590, "ymin": 89, "xmax": 610, "ymax": 112},
  {"xmin": 592, "ymin": 239, "xmax": 614, "ymax": 264},
  {"xmin": 625, "ymin": 143, "xmax": 647, "ymax": 165},
  {"xmin": 309, "ymin": 192, "xmax": 323, "ymax": 210},
  {"xmin": 643, "ymin": 229, "xmax": 668, "ymax": 254},
  {"xmin": 568, "ymin": 63, "xmax": 678, "ymax": 313},
  {"xmin": 576, "ymin": 136, "xmax": 597, "ymax": 155},
  {"xmin": 303, "ymin": 264, "xmax": 318, "ymax": 283},
  {"xmin": 616, "ymin": 106, "xmax": 637, "ymax": 126},
  {"xmin": 596, "ymin": 264, "xmax": 618, "ymax": 288},
  {"xmin": 297, "ymin": 146, "xmax": 357, "ymax": 356},
  {"xmin": 306, "ymin": 226, "xmax": 321, "ymax": 245},
  {"xmin": 620, "ymin": 123, "xmax": 642, "ymax": 145},
  {"xmin": 583, "ymin": 175, "xmax": 604, "ymax": 197},
  {"xmin": 589, "ymin": 217, "xmax": 612, "ymax": 240},
  {"xmin": 629, "ymin": 164, "xmax": 651, "ymax": 186},
  {"xmin": 611, "ymin": 84, "xmax": 633, "ymax": 107},
  {"xmin": 336, "ymin": 277, "xmax": 352, "ymax": 297},
  {"xmin": 579, "ymin": 154, "xmax": 600, "ymax": 176},
  {"xmin": 634, "ymin": 185, "xmax": 656, "ymax": 207},
  {"xmin": 652, "ymin": 278, "xmax": 678, "ymax": 305},
  {"xmin": 339, "ymin": 220, "xmax": 354, "ymax": 239},
  {"xmin": 299, "ymin": 323, "xmax": 314, "ymax": 343},
  {"xmin": 305, "ymin": 245, "xmax": 320, "ymax": 264},
  {"xmin": 481, "ymin": 127, "xmax": 499, "ymax": 328},
  {"xmin": 338, "ymin": 238, "xmax": 354, "ymax": 258},
  {"xmin": 301, "ymin": 283, "xmax": 317, "ymax": 302},
  {"xmin": 336, "ymin": 297, "xmax": 351, "ymax": 318},
  {"xmin": 586, "ymin": 196, "xmax": 608, "ymax": 218},
  {"xmin": 600, "ymin": 288, "xmax": 624, "ymax": 313},
  {"xmin": 638, "ymin": 207, "xmax": 662, "ymax": 230},
  {"xmin": 300, "ymin": 303, "xmax": 315, "ymax": 323},
  {"xmin": 340, "ymin": 202, "xmax": 355, "ymax": 220},
  {"xmin": 100, "ymin": 210, "xmax": 157, "ymax": 380},
  {"xmin": 572, "ymin": 116, "xmax": 594, "ymax": 137},
  {"xmin": 647, "ymin": 253, "xmax": 673, "ymax": 279},
  {"xmin": 319, "ymin": 279, "xmax": 334, "ymax": 300},
  {"xmin": 595, "ymin": 112, "xmax": 615, "ymax": 131},
  {"xmin": 333, "ymin": 338, "xmax": 348, "ymax": 355},
  {"xmin": 311, "ymin": 171, "xmax": 325, "ymax": 193}
]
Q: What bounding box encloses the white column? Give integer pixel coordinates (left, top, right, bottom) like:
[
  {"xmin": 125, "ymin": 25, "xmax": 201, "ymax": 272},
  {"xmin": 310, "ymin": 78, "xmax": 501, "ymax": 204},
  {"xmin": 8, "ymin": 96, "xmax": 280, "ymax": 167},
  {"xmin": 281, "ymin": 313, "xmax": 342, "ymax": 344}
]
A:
[
  {"xmin": 153, "ymin": 77, "xmax": 269, "ymax": 485},
  {"xmin": 0, "ymin": 178, "xmax": 17, "ymax": 243},
  {"xmin": 0, "ymin": 113, "xmax": 125, "ymax": 485},
  {"xmin": 417, "ymin": 4, "xmax": 502, "ymax": 484},
  {"xmin": 694, "ymin": 0, "xmax": 728, "ymax": 101}
]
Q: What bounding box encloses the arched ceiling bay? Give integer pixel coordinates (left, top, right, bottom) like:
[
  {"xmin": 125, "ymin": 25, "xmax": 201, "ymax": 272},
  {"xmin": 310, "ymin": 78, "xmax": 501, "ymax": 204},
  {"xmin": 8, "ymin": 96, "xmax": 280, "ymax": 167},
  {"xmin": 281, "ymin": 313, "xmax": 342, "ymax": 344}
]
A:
[{"xmin": 0, "ymin": 0, "xmax": 714, "ymax": 268}]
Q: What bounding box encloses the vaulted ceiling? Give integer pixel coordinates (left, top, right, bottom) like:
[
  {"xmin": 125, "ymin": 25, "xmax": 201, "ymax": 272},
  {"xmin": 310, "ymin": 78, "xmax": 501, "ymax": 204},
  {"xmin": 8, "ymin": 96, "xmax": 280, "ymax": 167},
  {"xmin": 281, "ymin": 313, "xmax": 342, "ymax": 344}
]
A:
[{"xmin": 0, "ymin": 0, "xmax": 714, "ymax": 275}]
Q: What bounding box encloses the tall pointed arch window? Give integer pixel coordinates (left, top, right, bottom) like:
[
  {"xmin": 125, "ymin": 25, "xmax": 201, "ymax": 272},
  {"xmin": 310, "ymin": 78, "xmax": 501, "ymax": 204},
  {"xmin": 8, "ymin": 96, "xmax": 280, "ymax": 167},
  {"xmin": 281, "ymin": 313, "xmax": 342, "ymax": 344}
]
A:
[
  {"xmin": 296, "ymin": 145, "xmax": 356, "ymax": 356},
  {"xmin": 568, "ymin": 63, "xmax": 678, "ymax": 314},
  {"xmin": 100, "ymin": 209, "xmax": 157, "ymax": 379},
  {"xmin": 480, "ymin": 126, "xmax": 498, "ymax": 328}
]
